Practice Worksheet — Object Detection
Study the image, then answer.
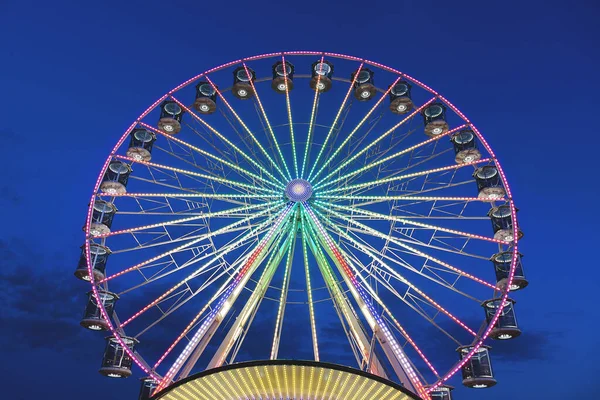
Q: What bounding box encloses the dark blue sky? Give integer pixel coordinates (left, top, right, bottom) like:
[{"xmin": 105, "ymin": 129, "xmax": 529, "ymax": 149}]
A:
[{"xmin": 1, "ymin": 1, "xmax": 599, "ymax": 399}]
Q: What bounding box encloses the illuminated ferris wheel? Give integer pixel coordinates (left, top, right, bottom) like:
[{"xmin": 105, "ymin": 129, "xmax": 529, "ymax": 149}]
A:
[{"xmin": 75, "ymin": 51, "xmax": 528, "ymax": 400}]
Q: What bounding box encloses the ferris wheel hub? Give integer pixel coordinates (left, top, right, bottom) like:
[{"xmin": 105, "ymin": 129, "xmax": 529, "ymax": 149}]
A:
[{"xmin": 285, "ymin": 179, "xmax": 313, "ymax": 202}]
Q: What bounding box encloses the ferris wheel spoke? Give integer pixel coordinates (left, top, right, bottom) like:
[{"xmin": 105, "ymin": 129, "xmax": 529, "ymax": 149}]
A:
[
  {"xmin": 119, "ymin": 207, "xmax": 288, "ymax": 338},
  {"xmin": 307, "ymin": 62, "xmax": 364, "ymax": 182},
  {"xmin": 106, "ymin": 192, "xmax": 278, "ymax": 200},
  {"xmin": 346, "ymin": 252, "xmax": 476, "ymax": 351},
  {"xmin": 301, "ymin": 221, "xmax": 320, "ymax": 361},
  {"xmin": 183, "ymin": 121, "xmax": 251, "ymax": 175},
  {"xmin": 317, "ymin": 213, "xmax": 479, "ymax": 338},
  {"xmin": 125, "ymin": 174, "xmax": 216, "ymax": 196},
  {"xmin": 101, "ymin": 203, "xmax": 282, "ymax": 283},
  {"xmin": 319, "ymin": 158, "xmax": 491, "ymax": 195},
  {"xmin": 133, "ymin": 271, "xmax": 221, "ymax": 340},
  {"xmin": 209, "ymin": 224, "xmax": 296, "ymax": 369},
  {"xmin": 152, "ymin": 249, "xmax": 257, "ymax": 370},
  {"xmin": 114, "ymin": 155, "xmax": 278, "ymax": 194},
  {"xmin": 96, "ymin": 201, "xmax": 279, "ymax": 240},
  {"xmin": 317, "ymin": 122, "xmax": 466, "ymax": 190},
  {"xmin": 384, "ymin": 180, "xmax": 478, "ymax": 201},
  {"xmin": 310, "ymin": 76, "xmax": 401, "ymax": 183},
  {"xmin": 331, "ymin": 109, "xmax": 387, "ymax": 184},
  {"xmin": 336, "ymin": 239, "xmax": 463, "ymax": 347},
  {"xmin": 324, "ymin": 221, "xmax": 486, "ymax": 321},
  {"xmin": 151, "ymin": 143, "xmax": 234, "ymax": 186},
  {"xmin": 242, "ymin": 62, "xmax": 293, "ymax": 181},
  {"xmin": 316, "ymin": 98, "xmax": 438, "ymax": 188},
  {"xmin": 318, "ymin": 194, "xmax": 490, "ymax": 204},
  {"xmin": 270, "ymin": 210, "xmax": 298, "ymax": 359},
  {"xmin": 302, "ymin": 204, "xmax": 428, "ymax": 399},
  {"xmin": 116, "ymin": 221, "xmax": 269, "ymax": 297},
  {"xmin": 104, "ymin": 191, "xmax": 280, "ymax": 208},
  {"xmin": 380, "ymin": 232, "xmax": 492, "ymax": 261},
  {"xmin": 320, "ymin": 201, "xmax": 507, "ymax": 245},
  {"xmin": 139, "ymin": 122, "xmax": 283, "ymax": 191},
  {"xmin": 300, "ymin": 55, "xmax": 325, "ymax": 179},
  {"xmin": 341, "ymin": 146, "xmax": 457, "ymax": 197},
  {"xmin": 316, "ymin": 204, "xmax": 498, "ymax": 293},
  {"xmin": 302, "ymin": 219, "xmax": 387, "ymax": 378},
  {"xmin": 106, "ymin": 202, "xmax": 273, "ymax": 255},
  {"xmin": 181, "ymin": 217, "xmax": 294, "ymax": 375},
  {"xmin": 109, "ymin": 225, "xmax": 244, "ymax": 255},
  {"xmin": 281, "ymin": 55, "xmax": 299, "ymax": 178},
  {"xmin": 155, "ymin": 203, "xmax": 296, "ymax": 391},
  {"xmin": 164, "ymin": 97, "xmax": 284, "ymax": 187},
  {"xmin": 338, "ymin": 224, "xmax": 488, "ymax": 304},
  {"xmin": 203, "ymin": 76, "xmax": 289, "ymax": 184},
  {"xmin": 338, "ymin": 249, "xmax": 440, "ymax": 379},
  {"xmin": 180, "ymin": 231, "xmax": 290, "ymax": 372}
]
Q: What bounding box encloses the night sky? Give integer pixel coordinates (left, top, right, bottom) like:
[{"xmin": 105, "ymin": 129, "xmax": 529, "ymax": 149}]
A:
[{"xmin": 1, "ymin": 1, "xmax": 599, "ymax": 399}]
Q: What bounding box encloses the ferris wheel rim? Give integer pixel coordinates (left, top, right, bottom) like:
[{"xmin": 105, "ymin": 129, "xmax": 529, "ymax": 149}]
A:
[{"xmin": 82, "ymin": 50, "xmax": 522, "ymax": 396}]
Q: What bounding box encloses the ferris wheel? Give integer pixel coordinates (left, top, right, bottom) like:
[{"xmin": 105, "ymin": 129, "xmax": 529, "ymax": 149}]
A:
[{"xmin": 76, "ymin": 51, "xmax": 528, "ymax": 400}]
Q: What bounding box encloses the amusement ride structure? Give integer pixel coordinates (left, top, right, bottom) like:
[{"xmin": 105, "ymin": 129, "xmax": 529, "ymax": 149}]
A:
[{"xmin": 75, "ymin": 51, "xmax": 527, "ymax": 400}]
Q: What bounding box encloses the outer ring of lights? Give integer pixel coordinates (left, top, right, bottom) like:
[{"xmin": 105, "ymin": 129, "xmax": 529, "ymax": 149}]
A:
[{"xmin": 83, "ymin": 51, "xmax": 520, "ymax": 394}]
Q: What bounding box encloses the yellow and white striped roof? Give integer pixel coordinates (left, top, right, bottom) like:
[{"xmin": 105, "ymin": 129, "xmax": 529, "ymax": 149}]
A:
[{"xmin": 154, "ymin": 360, "xmax": 420, "ymax": 400}]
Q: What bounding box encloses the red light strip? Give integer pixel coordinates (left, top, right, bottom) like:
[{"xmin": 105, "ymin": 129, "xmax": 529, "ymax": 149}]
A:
[{"xmin": 302, "ymin": 202, "xmax": 429, "ymax": 400}]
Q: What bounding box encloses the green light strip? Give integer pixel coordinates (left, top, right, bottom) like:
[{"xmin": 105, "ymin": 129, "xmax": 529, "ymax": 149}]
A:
[
  {"xmin": 314, "ymin": 98, "xmax": 436, "ymax": 189},
  {"xmin": 167, "ymin": 96, "xmax": 283, "ymax": 187},
  {"xmin": 308, "ymin": 63, "xmax": 364, "ymax": 182},
  {"xmin": 270, "ymin": 214, "xmax": 297, "ymax": 359},
  {"xmin": 300, "ymin": 56, "xmax": 325, "ymax": 179},
  {"xmin": 310, "ymin": 76, "xmax": 400, "ymax": 183},
  {"xmin": 116, "ymin": 155, "xmax": 281, "ymax": 195},
  {"xmin": 281, "ymin": 57, "xmax": 299, "ymax": 178},
  {"xmin": 312, "ymin": 205, "xmax": 478, "ymax": 337},
  {"xmin": 244, "ymin": 63, "xmax": 293, "ymax": 182},
  {"xmin": 300, "ymin": 211, "xmax": 319, "ymax": 361},
  {"xmin": 319, "ymin": 158, "xmax": 490, "ymax": 195}
]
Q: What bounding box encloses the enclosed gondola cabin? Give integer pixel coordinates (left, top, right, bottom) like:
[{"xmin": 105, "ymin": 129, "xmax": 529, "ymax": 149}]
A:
[
  {"xmin": 100, "ymin": 160, "xmax": 132, "ymax": 194},
  {"xmin": 426, "ymin": 385, "xmax": 454, "ymax": 400},
  {"xmin": 74, "ymin": 243, "xmax": 110, "ymax": 282},
  {"xmin": 492, "ymin": 251, "xmax": 528, "ymax": 291},
  {"xmin": 88, "ymin": 199, "xmax": 117, "ymax": 237},
  {"xmin": 310, "ymin": 60, "xmax": 334, "ymax": 92},
  {"xmin": 389, "ymin": 81, "xmax": 413, "ymax": 114},
  {"xmin": 451, "ymin": 129, "xmax": 481, "ymax": 164},
  {"xmin": 488, "ymin": 204, "xmax": 523, "ymax": 242},
  {"xmin": 483, "ymin": 298, "xmax": 521, "ymax": 340},
  {"xmin": 232, "ymin": 66, "xmax": 256, "ymax": 100},
  {"xmin": 99, "ymin": 336, "xmax": 138, "ymax": 378},
  {"xmin": 457, "ymin": 345, "xmax": 497, "ymax": 389},
  {"xmin": 473, "ymin": 165, "xmax": 505, "ymax": 200},
  {"xmin": 351, "ymin": 68, "xmax": 376, "ymax": 101},
  {"xmin": 139, "ymin": 377, "xmax": 159, "ymax": 400},
  {"xmin": 127, "ymin": 128, "xmax": 156, "ymax": 162},
  {"xmin": 80, "ymin": 290, "xmax": 118, "ymax": 331},
  {"xmin": 157, "ymin": 101, "xmax": 184, "ymax": 134},
  {"xmin": 271, "ymin": 61, "xmax": 295, "ymax": 93},
  {"xmin": 194, "ymin": 81, "xmax": 218, "ymax": 114},
  {"xmin": 422, "ymin": 103, "xmax": 449, "ymax": 137}
]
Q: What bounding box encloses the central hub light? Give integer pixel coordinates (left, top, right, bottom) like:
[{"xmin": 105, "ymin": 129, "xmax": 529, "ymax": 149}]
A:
[{"xmin": 285, "ymin": 179, "xmax": 313, "ymax": 202}]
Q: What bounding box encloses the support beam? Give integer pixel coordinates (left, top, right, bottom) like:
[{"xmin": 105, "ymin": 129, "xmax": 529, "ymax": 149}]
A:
[
  {"xmin": 302, "ymin": 217, "xmax": 388, "ymax": 380},
  {"xmin": 155, "ymin": 203, "xmax": 296, "ymax": 392},
  {"xmin": 270, "ymin": 210, "xmax": 298, "ymax": 359},
  {"xmin": 302, "ymin": 203, "xmax": 428, "ymax": 399},
  {"xmin": 206, "ymin": 224, "xmax": 295, "ymax": 368}
]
